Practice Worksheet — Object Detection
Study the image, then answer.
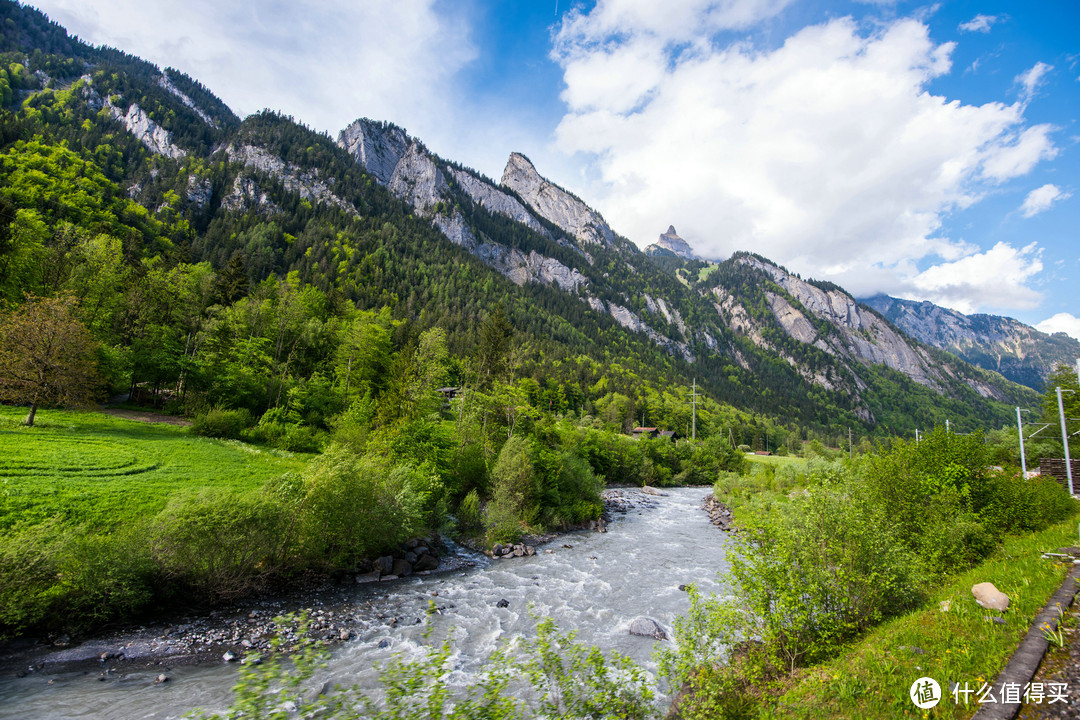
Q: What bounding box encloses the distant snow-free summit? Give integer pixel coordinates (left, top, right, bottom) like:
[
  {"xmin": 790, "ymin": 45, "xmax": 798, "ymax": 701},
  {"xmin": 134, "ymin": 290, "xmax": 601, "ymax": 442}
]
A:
[{"xmin": 645, "ymin": 226, "xmax": 696, "ymax": 260}]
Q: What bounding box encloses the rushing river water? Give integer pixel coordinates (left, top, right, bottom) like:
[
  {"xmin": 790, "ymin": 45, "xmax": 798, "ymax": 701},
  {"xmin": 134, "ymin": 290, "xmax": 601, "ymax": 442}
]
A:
[{"xmin": 0, "ymin": 487, "xmax": 731, "ymax": 719}]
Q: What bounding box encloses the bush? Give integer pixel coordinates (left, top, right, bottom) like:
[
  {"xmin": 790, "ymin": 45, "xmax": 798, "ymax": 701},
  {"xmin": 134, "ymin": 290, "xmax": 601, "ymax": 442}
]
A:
[
  {"xmin": 190, "ymin": 406, "xmax": 253, "ymax": 439},
  {"xmin": 0, "ymin": 519, "xmax": 156, "ymax": 636},
  {"xmin": 285, "ymin": 446, "xmax": 426, "ymax": 569},
  {"xmin": 483, "ymin": 435, "xmax": 537, "ymax": 543},
  {"xmin": 149, "ymin": 489, "xmax": 290, "ymax": 602},
  {"xmin": 457, "ymin": 488, "xmax": 482, "ymax": 532},
  {"xmin": 733, "ymin": 479, "xmax": 925, "ymax": 671}
]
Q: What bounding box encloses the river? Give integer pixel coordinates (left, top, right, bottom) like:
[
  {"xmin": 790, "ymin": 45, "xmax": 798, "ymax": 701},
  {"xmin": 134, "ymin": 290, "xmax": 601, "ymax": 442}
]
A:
[{"xmin": 0, "ymin": 487, "xmax": 731, "ymax": 719}]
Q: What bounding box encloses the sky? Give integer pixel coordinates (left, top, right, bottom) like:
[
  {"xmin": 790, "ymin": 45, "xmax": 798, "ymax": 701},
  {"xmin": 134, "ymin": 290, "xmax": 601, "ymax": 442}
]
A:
[{"xmin": 26, "ymin": 0, "xmax": 1080, "ymax": 338}]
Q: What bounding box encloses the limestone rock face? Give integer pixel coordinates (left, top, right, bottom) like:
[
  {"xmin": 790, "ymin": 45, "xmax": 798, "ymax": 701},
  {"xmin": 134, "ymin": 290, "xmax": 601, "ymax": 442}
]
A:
[
  {"xmin": 339, "ymin": 120, "xmax": 590, "ymax": 293},
  {"xmin": 221, "ymin": 176, "xmax": 278, "ymax": 214},
  {"xmin": 645, "ymin": 225, "xmax": 696, "ymax": 260},
  {"xmin": 738, "ymin": 255, "xmax": 943, "ymax": 392},
  {"xmin": 863, "ymin": 294, "xmax": 1080, "ymax": 391},
  {"xmin": 501, "ymin": 153, "xmax": 617, "ymax": 248},
  {"xmin": 448, "ymin": 168, "xmax": 545, "ymax": 234},
  {"xmin": 226, "ymin": 144, "xmax": 356, "ymax": 215},
  {"xmin": 78, "ymin": 75, "xmax": 187, "ymax": 159},
  {"xmin": 158, "ymin": 73, "xmax": 215, "ymax": 127},
  {"xmin": 972, "ymin": 582, "xmax": 1010, "ymax": 611}
]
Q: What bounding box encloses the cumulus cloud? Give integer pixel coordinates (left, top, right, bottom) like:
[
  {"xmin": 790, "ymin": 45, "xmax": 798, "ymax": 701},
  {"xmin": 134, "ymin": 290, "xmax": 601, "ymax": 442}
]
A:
[
  {"xmin": 958, "ymin": 14, "xmax": 999, "ymax": 33},
  {"xmin": 899, "ymin": 242, "xmax": 1043, "ymax": 313},
  {"xmin": 1021, "ymin": 184, "xmax": 1071, "ymax": 217},
  {"xmin": 1036, "ymin": 313, "xmax": 1080, "ymax": 341},
  {"xmin": 28, "ymin": 0, "xmax": 475, "ymax": 140},
  {"xmin": 551, "ymin": 9, "xmax": 1057, "ymax": 312}
]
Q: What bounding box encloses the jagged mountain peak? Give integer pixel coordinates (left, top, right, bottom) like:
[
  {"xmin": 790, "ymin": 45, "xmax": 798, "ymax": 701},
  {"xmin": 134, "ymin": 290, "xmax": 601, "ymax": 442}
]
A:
[
  {"xmin": 501, "ymin": 152, "xmax": 618, "ymax": 249},
  {"xmin": 646, "ymin": 225, "xmax": 696, "ymax": 260}
]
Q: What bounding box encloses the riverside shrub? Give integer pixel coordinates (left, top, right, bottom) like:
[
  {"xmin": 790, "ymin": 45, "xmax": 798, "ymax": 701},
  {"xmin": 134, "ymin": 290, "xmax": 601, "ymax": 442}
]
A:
[
  {"xmin": 0, "ymin": 519, "xmax": 156, "ymax": 636},
  {"xmin": 286, "ymin": 446, "xmax": 426, "ymax": 569},
  {"xmin": 149, "ymin": 489, "xmax": 290, "ymax": 602}
]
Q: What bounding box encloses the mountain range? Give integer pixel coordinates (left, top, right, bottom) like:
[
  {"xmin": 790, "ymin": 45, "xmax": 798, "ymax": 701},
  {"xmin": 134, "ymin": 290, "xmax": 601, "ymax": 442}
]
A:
[{"xmin": 0, "ymin": 0, "xmax": 1060, "ymax": 436}]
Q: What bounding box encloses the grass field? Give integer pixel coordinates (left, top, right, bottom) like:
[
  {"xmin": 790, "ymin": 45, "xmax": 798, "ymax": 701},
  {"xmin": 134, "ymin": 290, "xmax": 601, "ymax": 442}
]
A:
[
  {"xmin": 743, "ymin": 452, "xmax": 807, "ymax": 468},
  {"xmin": 0, "ymin": 406, "xmax": 309, "ymax": 531}
]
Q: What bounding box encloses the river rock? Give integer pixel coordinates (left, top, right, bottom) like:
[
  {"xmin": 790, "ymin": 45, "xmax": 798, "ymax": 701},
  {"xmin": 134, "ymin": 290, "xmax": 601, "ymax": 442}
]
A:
[
  {"xmin": 628, "ymin": 617, "xmax": 667, "ymax": 640},
  {"xmin": 376, "ymin": 556, "xmax": 394, "ymax": 574},
  {"xmin": 355, "ymin": 569, "xmax": 381, "ymax": 584},
  {"xmin": 391, "ymin": 558, "xmax": 413, "ymax": 577},
  {"xmin": 414, "ymin": 553, "xmax": 439, "ymax": 572},
  {"xmin": 496, "ymin": 598, "xmax": 510, "ymax": 609},
  {"xmin": 972, "ymin": 582, "xmax": 1009, "ymax": 611}
]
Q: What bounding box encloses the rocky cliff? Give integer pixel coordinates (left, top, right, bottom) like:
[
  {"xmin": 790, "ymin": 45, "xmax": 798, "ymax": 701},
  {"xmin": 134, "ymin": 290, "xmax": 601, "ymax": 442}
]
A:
[
  {"xmin": 337, "ymin": 119, "xmax": 588, "ymax": 293},
  {"xmin": 501, "ymin": 153, "xmax": 617, "ymax": 249},
  {"xmin": 862, "ymin": 295, "xmax": 1080, "ymax": 390}
]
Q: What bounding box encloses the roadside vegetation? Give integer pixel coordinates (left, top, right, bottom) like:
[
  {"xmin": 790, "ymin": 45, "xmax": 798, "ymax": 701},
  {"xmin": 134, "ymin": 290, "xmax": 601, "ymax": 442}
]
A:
[{"xmin": 659, "ymin": 420, "xmax": 1079, "ymax": 718}]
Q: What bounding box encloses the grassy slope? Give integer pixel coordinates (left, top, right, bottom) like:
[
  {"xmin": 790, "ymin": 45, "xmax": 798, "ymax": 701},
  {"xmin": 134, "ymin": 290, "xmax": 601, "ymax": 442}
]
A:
[
  {"xmin": 0, "ymin": 407, "xmax": 308, "ymax": 530},
  {"xmin": 763, "ymin": 519, "xmax": 1078, "ymax": 719}
]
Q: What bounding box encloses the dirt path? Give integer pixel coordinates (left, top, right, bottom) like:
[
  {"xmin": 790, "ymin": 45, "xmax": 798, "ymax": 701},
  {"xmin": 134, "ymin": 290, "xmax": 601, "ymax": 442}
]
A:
[{"xmin": 99, "ymin": 408, "xmax": 192, "ymax": 426}]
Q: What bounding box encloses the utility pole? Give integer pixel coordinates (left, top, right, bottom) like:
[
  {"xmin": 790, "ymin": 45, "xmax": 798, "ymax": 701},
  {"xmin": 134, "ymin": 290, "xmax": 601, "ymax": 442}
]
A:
[
  {"xmin": 1016, "ymin": 407, "xmax": 1027, "ymax": 477},
  {"xmin": 915, "ymin": 428, "xmax": 921, "ymax": 442},
  {"xmin": 946, "ymin": 419, "xmax": 950, "ymax": 434},
  {"xmin": 848, "ymin": 427, "xmax": 853, "ymax": 460},
  {"xmin": 1057, "ymin": 387, "xmax": 1074, "ymax": 495}
]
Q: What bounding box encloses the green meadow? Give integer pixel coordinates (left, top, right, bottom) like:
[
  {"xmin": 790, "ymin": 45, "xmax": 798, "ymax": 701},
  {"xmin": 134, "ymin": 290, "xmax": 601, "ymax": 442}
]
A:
[{"xmin": 0, "ymin": 407, "xmax": 308, "ymax": 531}]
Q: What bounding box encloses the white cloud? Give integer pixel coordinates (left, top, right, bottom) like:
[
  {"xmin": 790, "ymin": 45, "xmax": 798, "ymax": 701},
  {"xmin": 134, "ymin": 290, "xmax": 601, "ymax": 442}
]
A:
[
  {"xmin": 1016, "ymin": 61, "xmax": 1053, "ymax": 101},
  {"xmin": 554, "ymin": 0, "xmax": 795, "ymax": 52},
  {"xmin": 28, "ymin": 0, "xmax": 476, "ymax": 142},
  {"xmin": 1036, "ymin": 313, "xmax": 1080, "ymax": 341},
  {"xmin": 898, "ymin": 242, "xmax": 1043, "ymax": 313},
  {"xmin": 1021, "ymin": 184, "xmax": 1071, "ymax": 217},
  {"xmin": 958, "ymin": 14, "xmax": 998, "ymax": 33},
  {"xmin": 551, "ymin": 11, "xmax": 1057, "ymax": 312}
]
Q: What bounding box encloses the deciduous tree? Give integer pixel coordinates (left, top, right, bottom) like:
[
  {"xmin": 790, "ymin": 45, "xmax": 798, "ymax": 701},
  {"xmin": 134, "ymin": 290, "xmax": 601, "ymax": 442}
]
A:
[{"xmin": 0, "ymin": 294, "xmax": 103, "ymax": 426}]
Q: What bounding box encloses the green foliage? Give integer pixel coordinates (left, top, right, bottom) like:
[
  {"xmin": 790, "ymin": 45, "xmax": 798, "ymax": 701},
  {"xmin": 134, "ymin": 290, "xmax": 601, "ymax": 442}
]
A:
[
  {"xmin": 672, "ymin": 427, "xmax": 1079, "ymax": 715},
  {"xmin": 0, "ymin": 518, "xmax": 155, "ymax": 637},
  {"xmin": 484, "ymin": 434, "xmax": 537, "ymax": 543},
  {"xmin": 517, "ymin": 615, "xmax": 656, "ymax": 719},
  {"xmin": 284, "ymin": 445, "xmax": 426, "ymax": 568},
  {"xmin": 189, "ymin": 406, "xmax": 253, "ymax": 439},
  {"xmin": 458, "ymin": 488, "xmax": 482, "ymax": 532},
  {"xmin": 148, "ymin": 489, "xmax": 290, "ymax": 602}
]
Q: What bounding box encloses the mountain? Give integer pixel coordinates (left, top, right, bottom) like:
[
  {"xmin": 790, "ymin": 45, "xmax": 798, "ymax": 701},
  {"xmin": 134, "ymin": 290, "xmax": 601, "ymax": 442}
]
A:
[
  {"xmin": 861, "ymin": 295, "xmax": 1079, "ymax": 391},
  {"xmin": 645, "ymin": 226, "xmax": 696, "ymax": 260},
  {"xmin": 0, "ymin": 0, "xmax": 1038, "ymax": 437}
]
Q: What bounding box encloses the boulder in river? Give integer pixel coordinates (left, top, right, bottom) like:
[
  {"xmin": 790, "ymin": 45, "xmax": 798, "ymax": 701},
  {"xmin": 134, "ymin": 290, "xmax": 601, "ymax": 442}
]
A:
[
  {"xmin": 414, "ymin": 553, "xmax": 439, "ymax": 572},
  {"xmin": 628, "ymin": 617, "xmax": 667, "ymax": 640},
  {"xmin": 391, "ymin": 558, "xmax": 413, "ymax": 577}
]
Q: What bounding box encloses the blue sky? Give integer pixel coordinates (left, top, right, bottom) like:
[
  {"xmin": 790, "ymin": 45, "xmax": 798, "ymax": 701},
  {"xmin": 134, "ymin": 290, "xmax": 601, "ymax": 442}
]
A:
[{"xmin": 28, "ymin": 0, "xmax": 1080, "ymax": 337}]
